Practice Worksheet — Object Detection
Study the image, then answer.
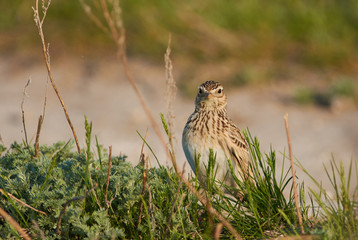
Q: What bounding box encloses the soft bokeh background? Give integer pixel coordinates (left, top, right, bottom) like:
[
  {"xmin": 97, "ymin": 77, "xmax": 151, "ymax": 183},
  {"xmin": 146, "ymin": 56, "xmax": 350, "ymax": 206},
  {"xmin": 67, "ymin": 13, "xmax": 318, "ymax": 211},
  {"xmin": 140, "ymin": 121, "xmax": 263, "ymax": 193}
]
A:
[{"xmin": 1, "ymin": 1, "xmax": 357, "ymax": 194}]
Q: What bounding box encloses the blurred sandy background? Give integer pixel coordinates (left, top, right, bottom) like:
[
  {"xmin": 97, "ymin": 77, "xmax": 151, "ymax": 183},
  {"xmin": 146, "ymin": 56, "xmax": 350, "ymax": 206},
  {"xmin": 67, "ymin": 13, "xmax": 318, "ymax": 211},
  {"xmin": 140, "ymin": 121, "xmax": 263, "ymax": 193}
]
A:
[{"xmin": 1, "ymin": 1, "xmax": 357, "ymax": 194}]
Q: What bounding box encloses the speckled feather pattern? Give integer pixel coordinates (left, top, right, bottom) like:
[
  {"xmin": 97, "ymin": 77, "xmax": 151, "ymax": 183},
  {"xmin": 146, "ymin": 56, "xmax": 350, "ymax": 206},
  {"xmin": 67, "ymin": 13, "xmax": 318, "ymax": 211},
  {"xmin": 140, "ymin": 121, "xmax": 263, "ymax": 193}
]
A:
[{"xmin": 182, "ymin": 81, "xmax": 251, "ymax": 188}]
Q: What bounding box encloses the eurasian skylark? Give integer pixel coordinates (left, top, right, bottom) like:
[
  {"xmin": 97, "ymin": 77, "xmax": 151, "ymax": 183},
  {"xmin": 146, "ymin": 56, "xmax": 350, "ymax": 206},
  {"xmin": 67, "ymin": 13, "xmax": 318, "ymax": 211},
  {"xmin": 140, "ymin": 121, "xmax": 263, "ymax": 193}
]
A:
[{"xmin": 182, "ymin": 81, "xmax": 251, "ymax": 189}]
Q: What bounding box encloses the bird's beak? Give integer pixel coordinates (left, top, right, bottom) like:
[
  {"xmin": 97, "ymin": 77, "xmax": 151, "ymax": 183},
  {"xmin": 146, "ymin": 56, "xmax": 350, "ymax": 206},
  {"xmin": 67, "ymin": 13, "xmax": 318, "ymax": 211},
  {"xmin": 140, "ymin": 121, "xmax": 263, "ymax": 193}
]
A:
[{"xmin": 199, "ymin": 91, "xmax": 213, "ymax": 101}]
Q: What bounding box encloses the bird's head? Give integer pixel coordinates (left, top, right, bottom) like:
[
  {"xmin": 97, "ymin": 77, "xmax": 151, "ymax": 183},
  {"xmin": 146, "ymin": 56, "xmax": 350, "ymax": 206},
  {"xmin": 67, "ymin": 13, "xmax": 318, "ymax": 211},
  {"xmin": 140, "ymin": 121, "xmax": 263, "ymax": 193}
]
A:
[{"xmin": 195, "ymin": 81, "xmax": 227, "ymax": 111}]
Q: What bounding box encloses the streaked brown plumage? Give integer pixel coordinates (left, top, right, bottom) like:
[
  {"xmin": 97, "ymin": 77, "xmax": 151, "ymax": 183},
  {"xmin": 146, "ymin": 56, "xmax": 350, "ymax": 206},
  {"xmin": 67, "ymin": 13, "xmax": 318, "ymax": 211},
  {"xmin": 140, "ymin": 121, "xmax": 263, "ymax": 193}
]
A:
[{"xmin": 182, "ymin": 81, "xmax": 251, "ymax": 189}]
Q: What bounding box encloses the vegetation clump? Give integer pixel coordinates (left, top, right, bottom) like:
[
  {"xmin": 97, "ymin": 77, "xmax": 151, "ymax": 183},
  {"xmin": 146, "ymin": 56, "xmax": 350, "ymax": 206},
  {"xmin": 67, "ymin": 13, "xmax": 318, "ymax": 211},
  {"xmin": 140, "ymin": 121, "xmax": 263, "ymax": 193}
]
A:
[{"xmin": 0, "ymin": 127, "xmax": 356, "ymax": 239}]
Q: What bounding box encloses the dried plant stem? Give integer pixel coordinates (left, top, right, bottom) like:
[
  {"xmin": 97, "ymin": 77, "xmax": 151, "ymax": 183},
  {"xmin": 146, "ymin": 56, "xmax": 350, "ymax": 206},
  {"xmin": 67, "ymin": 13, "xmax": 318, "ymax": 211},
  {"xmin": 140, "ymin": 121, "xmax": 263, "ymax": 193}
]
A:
[
  {"xmin": 0, "ymin": 189, "xmax": 46, "ymax": 215},
  {"xmin": 104, "ymin": 145, "xmax": 112, "ymax": 210},
  {"xmin": 0, "ymin": 206, "xmax": 32, "ymax": 240},
  {"xmin": 284, "ymin": 113, "xmax": 305, "ymax": 234},
  {"xmin": 34, "ymin": 115, "xmax": 43, "ymax": 158},
  {"xmin": 21, "ymin": 79, "xmax": 33, "ymax": 156},
  {"xmin": 35, "ymin": 79, "xmax": 48, "ymax": 158},
  {"xmin": 214, "ymin": 223, "xmax": 224, "ymax": 240},
  {"xmin": 33, "ymin": 0, "xmax": 81, "ymax": 154},
  {"xmin": 137, "ymin": 129, "xmax": 149, "ymax": 226},
  {"xmin": 164, "ymin": 34, "xmax": 177, "ymax": 139}
]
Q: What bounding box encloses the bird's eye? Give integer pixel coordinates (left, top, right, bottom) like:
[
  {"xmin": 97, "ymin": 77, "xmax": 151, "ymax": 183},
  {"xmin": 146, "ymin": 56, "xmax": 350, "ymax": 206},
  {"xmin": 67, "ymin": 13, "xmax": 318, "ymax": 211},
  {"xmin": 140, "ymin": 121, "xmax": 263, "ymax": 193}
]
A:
[
  {"xmin": 218, "ymin": 88, "xmax": 222, "ymax": 94},
  {"xmin": 198, "ymin": 88, "xmax": 203, "ymax": 94}
]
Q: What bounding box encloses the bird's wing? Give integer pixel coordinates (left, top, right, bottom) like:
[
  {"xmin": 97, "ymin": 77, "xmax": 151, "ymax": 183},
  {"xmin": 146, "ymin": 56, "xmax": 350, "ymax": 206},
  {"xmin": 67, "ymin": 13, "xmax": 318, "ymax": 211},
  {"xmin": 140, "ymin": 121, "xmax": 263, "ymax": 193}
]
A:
[{"xmin": 220, "ymin": 122, "xmax": 251, "ymax": 179}]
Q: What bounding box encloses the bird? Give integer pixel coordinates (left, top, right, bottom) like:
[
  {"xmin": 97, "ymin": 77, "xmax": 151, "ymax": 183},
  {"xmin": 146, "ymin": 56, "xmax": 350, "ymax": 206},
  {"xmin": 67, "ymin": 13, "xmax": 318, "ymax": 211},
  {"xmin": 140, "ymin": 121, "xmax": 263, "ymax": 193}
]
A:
[{"xmin": 182, "ymin": 81, "xmax": 251, "ymax": 191}]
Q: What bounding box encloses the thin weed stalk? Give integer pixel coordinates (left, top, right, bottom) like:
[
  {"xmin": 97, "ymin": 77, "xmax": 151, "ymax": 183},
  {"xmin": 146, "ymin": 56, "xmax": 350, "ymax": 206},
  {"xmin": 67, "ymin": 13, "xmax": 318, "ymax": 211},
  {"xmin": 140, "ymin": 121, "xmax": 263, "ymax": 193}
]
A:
[
  {"xmin": 164, "ymin": 34, "xmax": 177, "ymax": 140},
  {"xmin": 104, "ymin": 145, "xmax": 112, "ymax": 210},
  {"xmin": 137, "ymin": 129, "xmax": 149, "ymax": 226},
  {"xmin": 32, "ymin": 0, "xmax": 81, "ymax": 154},
  {"xmin": 34, "ymin": 115, "xmax": 43, "ymax": 158},
  {"xmin": 284, "ymin": 113, "xmax": 305, "ymax": 234},
  {"xmin": 21, "ymin": 79, "xmax": 34, "ymax": 157},
  {"xmin": 0, "ymin": 189, "xmax": 46, "ymax": 215},
  {"xmin": 34, "ymin": 78, "xmax": 48, "ymax": 158}
]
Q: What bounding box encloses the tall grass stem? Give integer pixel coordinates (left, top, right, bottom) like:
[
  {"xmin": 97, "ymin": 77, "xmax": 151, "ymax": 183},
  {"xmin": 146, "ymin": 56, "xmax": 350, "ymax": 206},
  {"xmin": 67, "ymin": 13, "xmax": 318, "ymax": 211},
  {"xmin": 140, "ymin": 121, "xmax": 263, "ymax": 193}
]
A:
[{"xmin": 284, "ymin": 113, "xmax": 305, "ymax": 234}]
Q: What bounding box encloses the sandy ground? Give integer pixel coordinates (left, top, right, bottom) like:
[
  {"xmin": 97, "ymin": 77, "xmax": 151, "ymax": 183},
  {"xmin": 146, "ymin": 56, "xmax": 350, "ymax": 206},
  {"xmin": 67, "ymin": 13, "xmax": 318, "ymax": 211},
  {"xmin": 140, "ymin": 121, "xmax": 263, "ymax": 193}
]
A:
[{"xmin": 0, "ymin": 54, "xmax": 357, "ymax": 195}]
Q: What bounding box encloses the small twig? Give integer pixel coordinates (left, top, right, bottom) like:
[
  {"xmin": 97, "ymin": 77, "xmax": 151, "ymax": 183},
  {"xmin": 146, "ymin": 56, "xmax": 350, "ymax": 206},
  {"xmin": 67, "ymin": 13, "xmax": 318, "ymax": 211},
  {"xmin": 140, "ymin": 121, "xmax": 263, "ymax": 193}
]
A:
[
  {"xmin": 104, "ymin": 145, "xmax": 112, "ymax": 210},
  {"xmin": 56, "ymin": 184, "xmax": 97, "ymax": 234},
  {"xmin": 284, "ymin": 113, "xmax": 305, "ymax": 234},
  {"xmin": 33, "ymin": 0, "xmax": 81, "ymax": 154},
  {"xmin": 0, "ymin": 189, "xmax": 47, "ymax": 215},
  {"xmin": 0, "ymin": 206, "xmax": 32, "ymax": 240}
]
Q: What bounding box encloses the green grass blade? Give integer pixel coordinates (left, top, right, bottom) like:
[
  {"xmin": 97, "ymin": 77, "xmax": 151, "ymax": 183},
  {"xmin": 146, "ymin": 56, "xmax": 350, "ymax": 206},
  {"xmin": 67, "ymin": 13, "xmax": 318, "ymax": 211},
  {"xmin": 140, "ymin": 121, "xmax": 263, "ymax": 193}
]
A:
[{"xmin": 136, "ymin": 130, "xmax": 161, "ymax": 167}]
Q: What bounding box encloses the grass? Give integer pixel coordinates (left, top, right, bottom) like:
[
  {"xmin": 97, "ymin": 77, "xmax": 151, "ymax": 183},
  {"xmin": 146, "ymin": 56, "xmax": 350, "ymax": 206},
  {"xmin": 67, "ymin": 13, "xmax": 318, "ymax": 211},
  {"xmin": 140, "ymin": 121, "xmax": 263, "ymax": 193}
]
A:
[{"xmin": 0, "ymin": 122, "xmax": 356, "ymax": 239}]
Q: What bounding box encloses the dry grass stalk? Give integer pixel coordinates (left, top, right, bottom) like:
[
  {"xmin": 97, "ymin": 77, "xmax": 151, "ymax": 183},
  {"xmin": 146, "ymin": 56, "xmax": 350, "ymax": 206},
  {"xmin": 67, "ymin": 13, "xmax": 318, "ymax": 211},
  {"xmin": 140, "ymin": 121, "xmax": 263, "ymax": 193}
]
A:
[
  {"xmin": 284, "ymin": 113, "xmax": 305, "ymax": 234},
  {"xmin": 35, "ymin": 79, "xmax": 48, "ymax": 158},
  {"xmin": 0, "ymin": 206, "xmax": 32, "ymax": 240},
  {"xmin": 21, "ymin": 79, "xmax": 33, "ymax": 156},
  {"xmin": 34, "ymin": 115, "xmax": 43, "ymax": 158},
  {"xmin": 80, "ymin": 1, "xmax": 241, "ymax": 238},
  {"xmin": 214, "ymin": 223, "xmax": 224, "ymax": 240},
  {"xmin": 137, "ymin": 128, "xmax": 149, "ymax": 226},
  {"xmin": 164, "ymin": 34, "xmax": 177, "ymax": 138},
  {"xmin": 164, "ymin": 35, "xmax": 178, "ymax": 168},
  {"xmin": 32, "ymin": 0, "xmax": 81, "ymax": 154},
  {"xmin": 104, "ymin": 145, "xmax": 113, "ymax": 210},
  {"xmin": 0, "ymin": 189, "xmax": 47, "ymax": 215}
]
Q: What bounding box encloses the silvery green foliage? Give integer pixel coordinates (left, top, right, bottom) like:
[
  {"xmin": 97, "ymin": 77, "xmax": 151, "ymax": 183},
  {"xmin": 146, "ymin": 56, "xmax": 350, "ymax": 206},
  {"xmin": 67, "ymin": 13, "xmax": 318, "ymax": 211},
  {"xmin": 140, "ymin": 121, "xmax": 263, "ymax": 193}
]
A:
[{"xmin": 0, "ymin": 142, "xmax": 203, "ymax": 239}]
